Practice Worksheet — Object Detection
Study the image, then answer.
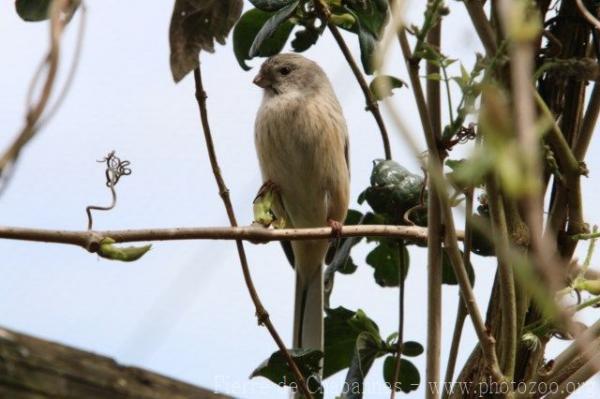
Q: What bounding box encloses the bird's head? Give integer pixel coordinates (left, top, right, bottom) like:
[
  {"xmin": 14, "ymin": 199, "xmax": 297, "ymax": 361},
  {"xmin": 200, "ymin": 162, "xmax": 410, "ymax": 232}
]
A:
[{"xmin": 253, "ymin": 53, "xmax": 328, "ymax": 96}]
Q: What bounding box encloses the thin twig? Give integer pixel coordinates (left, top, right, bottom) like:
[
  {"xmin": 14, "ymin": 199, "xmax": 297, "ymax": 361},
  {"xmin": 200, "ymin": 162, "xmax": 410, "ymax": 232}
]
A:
[
  {"xmin": 463, "ymin": 0, "xmax": 498, "ymax": 56},
  {"xmin": 396, "ymin": 28, "xmax": 505, "ymax": 383},
  {"xmin": 313, "ymin": 0, "xmax": 392, "ymax": 160},
  {"xmin": 572, "ymin": 295, "xmax": 600, "ymax": 312},
  {"xmin": 425, "ymin": 20, "xmax": 443, "ymax": 399},
  {"xmin": 536, "ymin": 91, "xmax": 587, "ymax": 252},
  {"xmin": 487, "ymin": 178, "xmax": 517, "ymax": 380},
  {"xmin": 501, "ymin": 3, "xmax": 571, "ymax": 306},
  {"xmin": 544, "ymin": 351, "xmax": 600, "ymax": 399},
  {"xmin": 442, "ymin": 302, "xmax": 467, "ymax": 399},
  {"xmin": 0, "ymin": 224, "xmax": 456, "ymax": 250},
  {"xmin": 192, "ymin": 66, "xmax": 313, "ymax": 399},
  {"xmin": 39, "ymin": 1, "xmax": 87, "ymax": 128},
  {"xmin": 575, "ymin": 0, "xmax": 600, "ymax": 31},
  {"xmin": 535, "ymin": 91, "xmax": 581, "ymax": 175},
  {"xmin": 0, "ymin": 0, "xmax": 71, "ymax": 188},
  {"xmin": 389, "ymin": 240, "xmax": 406, "ymax": 399},
  {"xmin": 441, "ymin": 189, "xmax": 473, "ymax": 399},
  {"xmin": 501, "ymin": 0, "xmax": 600, "ymax": 383},
  {"xmin": 572, "ymin": 231, "xmax": 600, "ymax": 240},
  {"xmin": 535, "ymin": 319, "xmax": 600, "ymax": 387},
  {"xmin": 574, "ymin": 82, "xmax": 600, "ymax": 160}
]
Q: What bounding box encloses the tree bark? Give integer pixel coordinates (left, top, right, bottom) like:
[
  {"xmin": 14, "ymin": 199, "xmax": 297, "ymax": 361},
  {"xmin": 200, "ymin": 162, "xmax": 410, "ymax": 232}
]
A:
[{"xmin": 0, "ymin": 326, "xmax": 232, "ymax": 399}]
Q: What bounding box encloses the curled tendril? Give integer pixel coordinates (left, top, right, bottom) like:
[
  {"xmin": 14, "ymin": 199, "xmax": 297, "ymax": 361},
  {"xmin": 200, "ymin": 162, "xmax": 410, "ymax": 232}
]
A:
[
  {"xmin": 444, "ymin": 123, "xmax": 477, "ymax": 151},
  {"xmin": 98, "ymin": 150, "xmax": 132, "ymax": 187},
  {"xmin": 86, "ymin": 151, "xmax": 132, "ymax": 230},
  {"xmin": 456, "ymin": 123, "xmax": 477, "ymax": 144}
]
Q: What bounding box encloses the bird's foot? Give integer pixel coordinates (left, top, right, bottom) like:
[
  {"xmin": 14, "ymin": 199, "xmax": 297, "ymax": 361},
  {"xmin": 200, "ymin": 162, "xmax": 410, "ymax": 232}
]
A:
[
  {"xmin": 327, "ymin": 218, "xmax": 343, "ymax": 240},
  {"xmin": 247, "ymin": 222, "xmax": 270, "ymax": 245},
  {"xmin": 253, "ymin": 180, "xmax": 280, "ymax": 202}
]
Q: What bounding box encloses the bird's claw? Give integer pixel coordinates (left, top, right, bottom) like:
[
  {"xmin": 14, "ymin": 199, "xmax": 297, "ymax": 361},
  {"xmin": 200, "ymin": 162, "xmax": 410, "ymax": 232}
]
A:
[
  {"xmin": 327, "ymin": 218, "xmax": 343, "ymax": 241},
  {"xmin": 254, "ymin": 180, "xmax": 280, "ymax": 202},
  {"xmin": 247, "ymin": 222, "xmax": 270, "ymax": 245}
]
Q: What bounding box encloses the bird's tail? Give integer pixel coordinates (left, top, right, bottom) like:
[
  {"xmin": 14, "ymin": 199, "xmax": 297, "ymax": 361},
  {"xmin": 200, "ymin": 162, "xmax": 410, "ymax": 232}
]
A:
[{"xmin": 293, "ymin": 267, "xmax": 323, "ymax": 352}]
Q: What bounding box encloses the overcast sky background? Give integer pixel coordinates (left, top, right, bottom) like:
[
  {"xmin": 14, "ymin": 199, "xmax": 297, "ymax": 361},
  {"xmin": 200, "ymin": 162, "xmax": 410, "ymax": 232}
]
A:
[{"xmin": 0, "ymin": 1, "xmax": 599, "ymax": 397}]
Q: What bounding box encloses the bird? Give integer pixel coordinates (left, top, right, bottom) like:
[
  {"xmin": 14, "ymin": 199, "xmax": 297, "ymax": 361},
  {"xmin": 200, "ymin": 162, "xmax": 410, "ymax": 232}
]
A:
[{"xmin": 253, "ymin": 53, "xmax": 350, "ymax": 358}]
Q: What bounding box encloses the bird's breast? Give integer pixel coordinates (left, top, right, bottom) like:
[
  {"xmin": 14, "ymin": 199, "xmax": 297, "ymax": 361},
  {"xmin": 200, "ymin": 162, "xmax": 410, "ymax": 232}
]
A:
[{"xmin": 254, "ymin": 92, "xmax": 347, "ymax": 227}]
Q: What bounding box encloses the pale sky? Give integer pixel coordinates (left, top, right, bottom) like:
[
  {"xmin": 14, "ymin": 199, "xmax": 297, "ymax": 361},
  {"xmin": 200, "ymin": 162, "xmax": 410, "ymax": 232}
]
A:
[{"xmin": 0, "ymin": 1, "xmax": 598, "ymax": 398}]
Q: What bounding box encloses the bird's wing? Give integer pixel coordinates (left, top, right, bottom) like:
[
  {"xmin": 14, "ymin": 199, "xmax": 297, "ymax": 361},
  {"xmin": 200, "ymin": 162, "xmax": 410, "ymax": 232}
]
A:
[
  {"xmin": 344, "ymin": 133, "xmax": 350, "ymax": 176},
  {"xmin": 280, "ymin": 240, "xmax": 295, "ymax": 267}
]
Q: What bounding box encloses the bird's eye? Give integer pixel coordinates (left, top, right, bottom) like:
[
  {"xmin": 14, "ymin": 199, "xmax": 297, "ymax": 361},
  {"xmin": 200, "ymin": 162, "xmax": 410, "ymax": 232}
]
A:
[{"xmin": 279, "ymin": 66, "xmax": 291, "ymax": 76}]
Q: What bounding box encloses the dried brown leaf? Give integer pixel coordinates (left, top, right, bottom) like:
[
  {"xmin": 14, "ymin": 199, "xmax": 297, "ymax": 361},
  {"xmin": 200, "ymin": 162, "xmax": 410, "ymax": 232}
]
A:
[{"xmin": 169, "ymin": 0, "xmax": 243, "ymax": 82}]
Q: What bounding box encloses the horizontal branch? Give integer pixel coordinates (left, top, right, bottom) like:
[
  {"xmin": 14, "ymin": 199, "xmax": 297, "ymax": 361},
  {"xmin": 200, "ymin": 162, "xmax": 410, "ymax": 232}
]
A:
[{"xmin": 0, "ymin": 224, "xmax": 460, "ymax": 252}]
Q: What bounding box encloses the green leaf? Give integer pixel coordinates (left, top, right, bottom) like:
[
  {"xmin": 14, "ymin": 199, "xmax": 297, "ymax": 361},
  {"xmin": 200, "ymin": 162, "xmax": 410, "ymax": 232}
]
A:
[
  {"xmin": 330, "ymin": 13, "xmax": 357, "ymax": 29},
  {"xmin": 97, "ymin": 238, "xmax": 151, "ymax": 262},
  {"xmin": 471, "ymin": 213, "xmax": 495, "ymax": 257},
  {"xmin": 383, "ymin": 356, "xmax": 420, "ymax": 393},
  {"xmin": 251, "ymin": 348, "xmax": 323, "ymax": 396},
  {"xmin": 249, "ymin": 0, "xmax": 296, "ymax": 11},
  {"xmin": 340, "ymin": 331, "xmax": 383, "ymax": 398},
  {"xmin": 366, "ymin": 240, "xmax": 409, "ymax": 287},
  {"xmin": 253, "ymin": 183, "xmax": 286, "ymax": 228},
  {"xmin": 324, "ymin": 307, "xmax": 381, "ymax": 378},
  {"xmin": 459, "ymin": 63, "xmax": 470, "ymax": 88},
  {"xmin": 325, "ymin": 210, "xmax": 365, "ymax": 289},
  {"xmin": 442, "ymin": 249, "xmax": 475, "ymax": 286},
  {"xmin": 348, "ymin": 309, "xmax": 380, "ymax": 337},
  {"xmin": 385, "ymin": 332, "xmax": 399, "ymax": 347},
  {"xmin": 362, "ymin": 211, "xmax": 387, "ymax": 225},
  {"xmin": 249, "ymin": 1, "xmax": 299, "ymax": 58},
  {"xmin": 169, "ymin": 0, "xmax": 243, "ymax": 82},
  {"xmin": 369, "ymin": 75, "xmax": 406, "ymax": 101},
  {"xmin": 359, "ymin": 160, "xmax": 427, "ymax": 225},
  {"xmin": 444, "ymin": 150, "xmax": 495, "ymax": 189},
  {"xmin": 335, "ymin": 5, "xmax": 380, "ymax": 75},
  {"xmin": 357, "ymin": 26, "xmax": 377, "ymax": 75},
  {"xmin": 233, "ymin": 8, "xmax": 294, "ymax": 70},
  {"xmin": 16, "ymin": 0, "xmax": 79, "ymax": 22},
  {"xmin": 291, "ymin": 27, "xmax": 321, "ymax": 52},
  {"xmin": 345, "ymin": 209, "xmax": 364, "ymax": 225},
  {"xmin": 445, "ymin": 159, "xmax": 464, "ymax": 172},
  {"xmin": 575, "ymin": 279, "xmax": 600, "ymax": 295},
  {"xmin": 385, "ymin": 336, "xmax": 424, "ymax": 357},
  {"xmin": 337, "ymin": 256, "xmax": 358, "ymax": 274},
  {"xmin": 15, "ymin": 0, "xmax": 51, "ymax": 21},
  {"xmin": 343, "ymin": 0, "xmax": 389, "ymax": 39},
  {"xmin": 401, "ymin": 341, "xmax": 424, "ymax": 357}
]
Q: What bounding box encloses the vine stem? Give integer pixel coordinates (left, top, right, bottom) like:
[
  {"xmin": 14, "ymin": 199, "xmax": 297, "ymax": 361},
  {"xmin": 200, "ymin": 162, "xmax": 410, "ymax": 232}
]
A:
[
  {"xmin": 192, "ymin": 66, "xmax": 313, "ymax": 399},
  {"xmin": 389, "ymin": 241, "xmax": 406, "ymax": 399},
  {"xmin": 441, "ymin": 189, "xmax": 473, "ymax": 399},
  {"xmin": 575, "ymin": 0, "xmax": 600, "ymax": 30},
  {"xmin": 521, "ymin": 318, "xmax": 600, "ymax": 397},
  {"xmin": 463, "ymin": 0, "xmax": 497, "ymax": 56},
  {"xmin": 500, "ymin": 0, "xmax": 600, "ymax": 386},
  {"xmin": 574, "ymin": 82, "xmax": 600, "ymax": 161},
  {"xmin": 0, "ymin": 0, "xmax": 70, "ymax": 183},
  {"xmin": 396, "ymin": 28, "xmax": 505, "ymax": 384},
  {"xmin": 425, "ymin": 20, "xmax": 443, "ymax": 399},
  {"xmin": 313, "ymin": 0, "xmax": 392, "ymax": 160},
  {"xmin": 486, "ymin": 179, "xmax": 517, "ymax": 380}
]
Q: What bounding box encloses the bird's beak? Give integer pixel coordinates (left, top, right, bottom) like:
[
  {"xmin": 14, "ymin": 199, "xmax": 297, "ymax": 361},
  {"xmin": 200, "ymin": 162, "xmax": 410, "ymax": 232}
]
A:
[{"xmin": 253, "ymin": 73, "xmax": 270, "ymax": 88}]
